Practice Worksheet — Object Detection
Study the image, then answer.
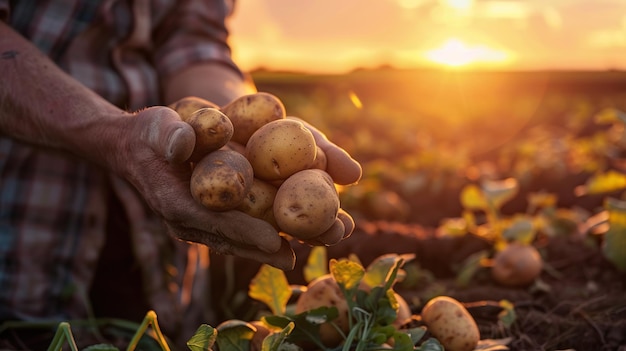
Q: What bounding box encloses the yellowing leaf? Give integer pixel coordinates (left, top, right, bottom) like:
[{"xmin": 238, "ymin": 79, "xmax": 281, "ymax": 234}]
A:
[
  {"xmin": 363, "ymin": 253, "xmax": 414, "ymax": 288},
  {"xmin": 303, "ymin": 246, "xmax": 328, "ymax": 283},
  {"xmin": 460, "ymin": 184, "xmax": 487, "ymax": 210},
  {"xmin": 329, "ymin": 258, "xmax": 365, "ymax": 290},
  {"xmin": 249, "ymin": 264, "xmax": 291, "ymax": 315},
  {"xmin": 502, "ymin": 215, "xmax": 536, "ymax": 244},
  {"xmin": 481, "ymin": 178, "xmax": 519, "ymax": 209},
  {"xmin": 581, "ymin": 170, "xmax": 626, "ymax": 195}
]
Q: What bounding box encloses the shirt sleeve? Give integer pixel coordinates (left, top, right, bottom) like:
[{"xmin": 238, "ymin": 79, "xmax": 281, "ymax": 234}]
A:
[
  {"xmin": 0, "ymin": 0, "xmax": 9, "ymax": 22},
  {"xmin": 153, "ymin": 0, "xmax": 243, "ymax": 80}
]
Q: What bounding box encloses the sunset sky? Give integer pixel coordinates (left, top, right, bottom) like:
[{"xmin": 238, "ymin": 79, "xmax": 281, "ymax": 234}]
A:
[{"xmin": 227, "ymin": 0, "xmax": 626, "ymax": 73}]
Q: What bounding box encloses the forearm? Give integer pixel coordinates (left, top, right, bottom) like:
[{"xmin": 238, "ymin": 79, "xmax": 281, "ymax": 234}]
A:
[
  {"xmin": 163, "ymin": 62, "xmax": 257, "ymax": 107},
  {"xmin": 0, "ymin": 22, "xmax": 129, "ymax": 171}
]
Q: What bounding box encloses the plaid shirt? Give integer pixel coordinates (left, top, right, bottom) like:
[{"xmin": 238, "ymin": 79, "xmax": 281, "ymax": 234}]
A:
[{"xmin": 0, "ymin": 0, "xmax": 239, "ymax": 340}]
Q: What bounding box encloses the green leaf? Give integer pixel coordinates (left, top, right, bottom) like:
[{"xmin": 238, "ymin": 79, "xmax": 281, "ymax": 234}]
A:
[
  {"xmin": 402, "ymin": 326, "xmax": 427, "ymax": 346},
  {"xmin": 455, "ymin": 250, "xmax": 489, "ymax": 287},
  {"xmin": 249, "ymin": 264, "xmax": 292, "ymax": 315},
  {"xmin": 264, "ymin": 307, "xmax": 338, "ymax": 348},
  {"xmin": 363, "ymin": 253, "xmax": 415, "ymax": 288},
  {"xmin": 481, "ymin": 178, "xmax": 519, "ymax": 209},
  {"xmin": 261, "ymin": 322, "xmax": 294, "ymax": 351},
  {"xmin": 578, "ymin": 170, "xmax": 626, "ymax": 195},
  {"xmin": 502, "ymin": 215, "xmax": 535, "ymax": 244},
  {"xmin": 389, "ymin": 331, "xmax": 415, "ymax": 350},
  {"xmin": 303, "ymin": 246, "xmax": 328, "ymax": 283},
  {"xmin": 497, "ymin": 300, "xmax": 517, "ymax": 329},
  {"xmin": 82, "ymin": 345, "xmax": 119, "ymax": 351},
  {"xmin": 215, "ymin": 320, "xmax": 255, "ymax": 351},
  {"xmin": 460, "ymin": 184, "xmax": 487, "ymax": 210},
  {"xmin": 603, "ymin": 197, "xmax": 626, "ymax": 271},
  {"xmin": 186, "ymin": 324, "xmax": 217, "ymax": 351},
  {"xmin": 330, "ymin": 258, "xmax": 365, "ymax": 290},
  {"xmin": 420, "ymin": 337, "xmax": 444, "ymax": 351}
]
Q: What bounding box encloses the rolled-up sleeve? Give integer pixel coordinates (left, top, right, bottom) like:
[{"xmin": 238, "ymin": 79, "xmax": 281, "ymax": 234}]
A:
[{"xmin": 153, "ymin": 0, "xmax": 242, "ymax": 79}]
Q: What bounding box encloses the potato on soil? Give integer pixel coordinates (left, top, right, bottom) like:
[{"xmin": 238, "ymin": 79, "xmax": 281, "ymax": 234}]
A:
[
  {"xmin": 168, "ymin": 96, "xmax": 219, "ymax": 121},
  {"xmin": 491, "ymin": 242, "xmax": 543, "ymax": 287},
  {"xmin": 237, "ymin": 178, "xmax": 278, "ymax": 228},
  {"xmin": 295, "ymin": 274, "xmax": 350, "ymax": 347},
  {"xmin": 190, "ymin": 149, "xmax": 254, "ymax": 211},
  {"xmin": 245, "ymin": 119, "xmax": 317, "ymax": 181},
  {"xmin": 186, "ymin": 108, "xmax": 234, "ymax": 162},
  {"xmin": 273, "ymin": 169, "xmax": 339, "ymax": 240},
  {"xmin": 250, "ymin": 320, "xmax": 272, "ymax": 351},
  {"xmin": 221, "ymin": 92, "xmax": 286, "ymax": 145},
  {"xmin": 421, "ymin": 296, "xmax": 480, "ymax": 351}
]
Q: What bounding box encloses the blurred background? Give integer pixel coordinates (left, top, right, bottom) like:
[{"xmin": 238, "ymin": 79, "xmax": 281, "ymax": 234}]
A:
[{"xmin": 223, "ymin": 0, "xmax": 626, "ymax": 227}]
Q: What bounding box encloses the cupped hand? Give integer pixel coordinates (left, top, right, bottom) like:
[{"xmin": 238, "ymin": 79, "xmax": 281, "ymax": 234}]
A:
[{"xmin": 119, "ymin": 106, "xmax": 295, "ymax": 270}]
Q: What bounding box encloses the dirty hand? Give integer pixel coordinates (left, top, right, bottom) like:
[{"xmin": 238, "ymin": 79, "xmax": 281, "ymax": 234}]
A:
[{"xmin": 119, "ymin": 106, "xmax": 295, "ymax": 270}]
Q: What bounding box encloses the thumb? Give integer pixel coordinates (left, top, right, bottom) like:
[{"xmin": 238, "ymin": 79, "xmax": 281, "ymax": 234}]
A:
[{"xmin": 139, "ymin": 106, "xmax": 196, "ymax": 163}]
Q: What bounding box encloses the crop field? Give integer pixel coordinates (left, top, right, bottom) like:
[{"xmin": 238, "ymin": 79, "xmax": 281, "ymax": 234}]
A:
[{"xmin": 215, "ymin": 68, "xmax": 625, "ymax": 351}]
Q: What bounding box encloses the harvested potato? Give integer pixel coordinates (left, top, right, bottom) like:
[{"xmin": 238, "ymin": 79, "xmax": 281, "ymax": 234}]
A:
[
  {"xmin": 190, "ymin": 149, "xmax": 254, "ymax": 211},
  {"xmin": 421, "ymin": 296, "xmax": 480, "ymax": 351},
  {"xmin": 168, "ymin": 96, "xmax": 219, "ymax": 121},
  {"xmin": 393, "ymin": 293, "xmax": 412, "ymax": 328},
  {"xmin": 294, "ymin": 274, "xmax": 350, "ymax": 347},
  {"xmin": 273, "ymin": 169, "xmax": 339, "ymax": 240},
  {"xmin": 245, "ymin": 119, "xmax": 317, "ymax": 181},
  {"xmin": 221, "ymin": 92, "xmax": 286, "ymax": 145},
  {"xmin": 491, "ymin": 242, "xmax": 543, "ymax": 287},
  {"xmin": 185, "ymin": 108, "xmax": 234, "ymax": 162},
  {"xmin": 237, "ymin": 178, "xmax": 278, "ymax": 229},
  {"xmin": 250, "ymin": 320, "xmax": 272, "ymax": 351}
]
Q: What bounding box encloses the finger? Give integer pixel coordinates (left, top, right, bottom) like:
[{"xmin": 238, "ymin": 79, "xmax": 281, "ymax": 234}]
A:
[
  {"xmin": 229, "ymin": 237, "xmax": 296, "ymax": 271},
  {"xmin": 312, "ymin": 218, "xmax": 345, "ymax": 246},
  {"xmin": 337, "ymin": 208, "xmax": 356, "ymax": 239},
  {"xmin": 139, "ymin": 106, "xmax": 195, "ymax": 164},
  {"xmin": 287, "ymin": 116, "xmax": 362, "ymax": 185}
]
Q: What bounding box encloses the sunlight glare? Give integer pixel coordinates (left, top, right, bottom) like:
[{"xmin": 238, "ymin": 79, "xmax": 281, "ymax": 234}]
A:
[
  {"xmin": 348, "ymin": 90, "xmax": 363, "ymax": 109},
  {"xmin": 424, "ymin": 38, "xmax": 509, "ymax": 67},
  {"xmin": 442, "ymin": 0, "xmax": 473, "ymax": 11}
]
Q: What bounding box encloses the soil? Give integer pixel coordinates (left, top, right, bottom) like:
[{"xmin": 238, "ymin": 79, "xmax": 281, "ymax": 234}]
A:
[{"xmin": 209, "ymin": 218, "xmax": 626, "ymax": 351}]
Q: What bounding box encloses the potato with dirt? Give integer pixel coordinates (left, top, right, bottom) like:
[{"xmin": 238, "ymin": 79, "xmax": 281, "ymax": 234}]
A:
[
  {"xmin": 168, "ymin": 96, "xmax": 219, "ymax": 121},
  {"xmin": 185, "ymin": 108, "xmax": 234, "ymax": 162},
  {"xmin": 421, "ymin": 296, "xmax": 480, "ymax": 351},
  {"xmin": 245, "ymin": 119, "xmax": 317, "ymax": 181},
  {"xmin": 221, "ymin": 92, "xmax": 286, "ymax": 145},
  {"xmin": 491, "ymin": 242, "xmax": 543, "ymax": 287},
  {"xmin": 190, "ymin": 149, "xmax": 254, "ymax": 211},
  {"xmin": 237, "ymin": 178, "xmax": 279, "ymax": 229},
  {"xmin": 273, "ymin": 169, "xmax": 339, "ymax": 240}
]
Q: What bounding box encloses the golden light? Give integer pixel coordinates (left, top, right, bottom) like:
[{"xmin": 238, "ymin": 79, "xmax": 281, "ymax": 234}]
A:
[
  {"xmin": 442, "ymin": 0, "xmax": 474, "ymax": 11},
  {"xmin": 424, "ymin": 38, "xmax": 510, "ymax": 68},
  {"xmin": 348, "ymin": 90, "xmax": 363, "ymax": 109}
]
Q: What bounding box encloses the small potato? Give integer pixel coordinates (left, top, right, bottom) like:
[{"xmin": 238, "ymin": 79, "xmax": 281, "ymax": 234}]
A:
[
  {"xmin": 221, "ymin": 92, "xmax": 286, "ymax": 145},
  {"xmin": 186, "ymin": 108, "xmax": 234, "ymax": 162},
  {"xmin": 237, "ymin": 178, "xmax": 279, "ymax": 229},
  {"xmin": 273, "ymin": 169, "xmax": 339, "ymax": 240},
  {"xmin": 295, "ymin": 274, "xmax": 349, "ymax": 347},
  {"xmin": 491, "ymin": 242, "xmax": 543, "ymax": 287},
  {"xmin": 421, "ymin": 296, "xmax": 480, "ymax": 351},
  {"xmin": 168, "ymin": 96, "xmax": 219, "ymax": 121},
  {"xmin": 190, "ymin": 149, "xmax": 254, "ymax": 211},
  {"xmin": 245, "ymin": 119, "xmax": 317, "ymax": 181}
]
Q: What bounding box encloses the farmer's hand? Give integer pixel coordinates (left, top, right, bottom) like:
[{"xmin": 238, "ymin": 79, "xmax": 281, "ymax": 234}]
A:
[{"xmin": 120, "ymin": 106, "xmax": 296, "ymax": 270}]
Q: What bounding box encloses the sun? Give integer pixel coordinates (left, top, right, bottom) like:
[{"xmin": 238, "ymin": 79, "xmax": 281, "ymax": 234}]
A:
[{"xmin": 424, "ymin": 38, "xmax": 510, "ymax": 68}]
